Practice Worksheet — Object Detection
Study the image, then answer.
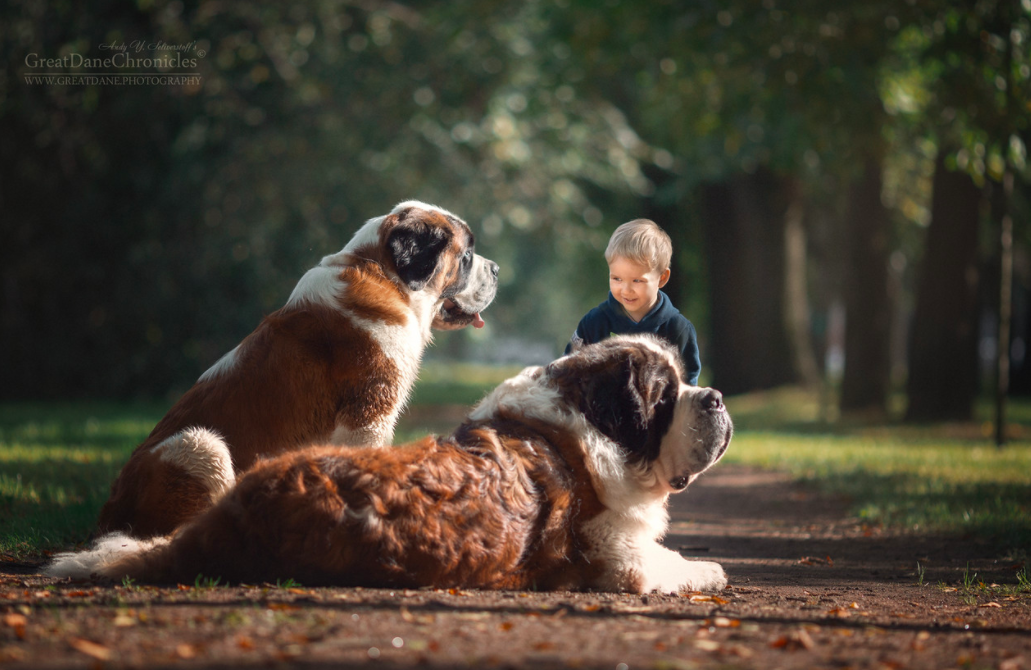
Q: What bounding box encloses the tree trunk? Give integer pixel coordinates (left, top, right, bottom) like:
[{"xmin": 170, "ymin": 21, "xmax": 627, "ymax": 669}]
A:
[
  {"xmin": 839, "ymin": 155, "xmax": 892, "ymax": 414},
  {"xmin": 783, "ymin": 180, "xmax": 821, "ymax": 388},
  {"xmin": 700, "ymin": 168, "xmax": 802, "ymax": 395},
  {"xmin": 904, "ymin": 151, "xmax": 982, "ymax": 422}
]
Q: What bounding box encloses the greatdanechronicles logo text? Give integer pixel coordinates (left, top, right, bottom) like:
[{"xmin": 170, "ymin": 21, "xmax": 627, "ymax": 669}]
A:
[{"xmin": 23, "ymin": 39, "xmax": 206, "ymax": 87}]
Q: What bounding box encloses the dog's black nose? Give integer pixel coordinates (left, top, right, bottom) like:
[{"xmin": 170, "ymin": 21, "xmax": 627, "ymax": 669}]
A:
[
  {"xmin": 669, "ymin": 475, "xmax": 689, "ymax": 491},
  {"xmin": 699, "ymin": 389, "xmax": 724, "ymax": 412},
  {"xmin": 489, "ymin": 261, "xmax": 499, "ymax": 277}
]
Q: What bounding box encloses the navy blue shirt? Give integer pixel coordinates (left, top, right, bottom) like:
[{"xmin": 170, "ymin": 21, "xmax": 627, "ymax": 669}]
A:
[{"xmin": 565, "ymin": 291, "xmax": 702, "ymax": 385}]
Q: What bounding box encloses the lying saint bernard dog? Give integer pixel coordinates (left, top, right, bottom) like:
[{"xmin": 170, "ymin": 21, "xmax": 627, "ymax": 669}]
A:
[
  {"xmin": 51, "ymin": 335, "xmax": 731, "ymax": 593},
  {"xmin": 96, "ymin": 201, "xmax": 498, "ymax": 539}
]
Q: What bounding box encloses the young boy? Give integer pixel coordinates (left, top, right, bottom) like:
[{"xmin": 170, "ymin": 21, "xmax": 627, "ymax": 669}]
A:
[{"xmin": 565, "ymin": 219, "xmax": 702, "ymax": 385}]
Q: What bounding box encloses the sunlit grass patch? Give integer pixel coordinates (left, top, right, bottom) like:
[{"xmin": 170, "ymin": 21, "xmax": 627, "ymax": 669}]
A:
[
  {"xmin": 725, "ymin": 431, "xmax": 1031, "ymax": 553},
  {"xmin": 937, "ymin": 565, "xmax": 1031, "ymax": 605},
  {"xmin": 0, "ymin": 403, "xmax": 164, "ymax": 556},
  {"xmin": 410, "ymin": 361, "xmax": 525, "ymax": 407},
  {"xmin": 4, "ymin": 382, "xmax": 1031, "ymax": 560}
]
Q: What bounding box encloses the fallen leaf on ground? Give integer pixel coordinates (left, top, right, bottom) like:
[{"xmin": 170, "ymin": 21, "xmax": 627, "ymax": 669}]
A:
[
  {"xmin": 64, "ymin": 590, "xmax": 94, "ymax": 598},
  {"xmin": 771, "ymin": 629, "xmax": 816, "ymax": 651},
  {"xmin": 978, "ymin": 602, "xmax": 1002, "ymax": 608},
  {"xmin": 112, "ymin": 612, "xmax": 136, "ymax": 627},
  {"xmin": 68, "ymin": 638, "xmax": 112, "ymax": 661},
  {"xmin": 797, "ymin": 556, "xmax": 833, "ymax": 566},
  {"xmin": 724, "ymin": 644, "xmax": 754, "ymax": 658},
  {"xmin": 2, "ymin": 614, "xmax": 26, "ymax": 639},
  {"xmin": 707, "ymin": 617, "xmax": 740, "ymax": 628}
]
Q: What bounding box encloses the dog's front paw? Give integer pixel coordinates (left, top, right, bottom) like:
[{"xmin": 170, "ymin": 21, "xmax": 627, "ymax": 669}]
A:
[
  {"xmin": 676, "ymin": 560, "xmax": 727, "ymax": 592},
  {"xmin": 642, "ymin": 545, "xmax": 727, "ymax": 593}
]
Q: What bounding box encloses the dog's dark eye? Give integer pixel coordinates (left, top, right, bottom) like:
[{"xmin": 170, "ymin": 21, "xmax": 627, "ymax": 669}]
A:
[{"xmin": 463, "ymin": 250, "xmax": 473, "ymax": 262}]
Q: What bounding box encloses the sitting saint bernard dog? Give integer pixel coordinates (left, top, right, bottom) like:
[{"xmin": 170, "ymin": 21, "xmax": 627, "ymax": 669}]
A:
[
  {"xmin": 51, "ymin": 335, "xmax": 731, "ymax": 594},
  {"xmin": 96, "ymin": 201, "xmax": 498, "ymax": 539}
]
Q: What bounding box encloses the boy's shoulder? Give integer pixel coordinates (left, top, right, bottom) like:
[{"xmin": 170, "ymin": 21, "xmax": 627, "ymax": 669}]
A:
[
  {"xmin": 570, "ymin": 296, "xmax": 625, "ymax": 347},
  {"xmin": 648, "ymin": 295, "xmax": 697, "ymax": 343},
  {"xmin": 577, "ymin": 298, "xmax": 616, "ymax": 330},
  {"xmin": 652, "ymin": 291, "xmax": 690, "ymax": 322}
]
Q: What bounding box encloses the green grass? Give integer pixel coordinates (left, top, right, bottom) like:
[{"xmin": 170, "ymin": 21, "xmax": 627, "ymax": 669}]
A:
[
  {"xmin": 0, "ymin": 368, "xmax": 512, "ymax": 559},
  {"xmin": 725, "ymin": 433, "xmax": 1031, "ymax": 550},
  {"xmin": 724, "ymin": 387, "xmax": 1031, "ymax": 554},
  {"xmin": 0, "ymin": 402, "xmax": 166, "ymax": 556},
  {"xmin": 409, "ymin": 361, "xmax": 525, "ymax": 406},
  {"xmin": 2, "ymin": 380, "xmax": 1030, "ymax": 559}
]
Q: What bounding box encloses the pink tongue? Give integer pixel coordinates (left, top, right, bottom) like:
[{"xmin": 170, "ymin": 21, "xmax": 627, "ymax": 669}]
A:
[{"xmin": 472, "ymin": 312, "xmax": 485, "ymax": 329}]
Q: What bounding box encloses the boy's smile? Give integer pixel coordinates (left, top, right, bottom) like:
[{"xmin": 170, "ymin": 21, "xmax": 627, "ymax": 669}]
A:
[{"xmin": 608, "ymin": 256, "xmax": 671, "ymax": 323}]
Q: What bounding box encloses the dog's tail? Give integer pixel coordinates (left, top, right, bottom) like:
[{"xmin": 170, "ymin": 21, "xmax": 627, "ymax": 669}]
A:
[
  {"xmin": 46, "ymin": 533, "xmax": 176, "ymax": 581},
  {"xmin": 49, "ymin": 427, "xmax": 237, "ymax": 581}
]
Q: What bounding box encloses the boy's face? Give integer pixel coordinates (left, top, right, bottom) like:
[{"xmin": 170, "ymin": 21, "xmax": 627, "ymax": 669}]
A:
[{"xmin": 608, "ymin": 256, "xmax": 670, "ymax": 322}]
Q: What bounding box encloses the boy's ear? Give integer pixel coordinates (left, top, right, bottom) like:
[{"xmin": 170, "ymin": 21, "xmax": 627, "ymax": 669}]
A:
[{"xmin": 658, "ymin": 268, "xmax": 671, "ymax": 288}]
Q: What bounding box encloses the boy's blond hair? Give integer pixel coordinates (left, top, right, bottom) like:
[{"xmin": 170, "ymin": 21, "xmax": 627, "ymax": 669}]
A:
[{"xmin": 604, "ymin": 219, "xmax": 672, "ymax": 272}]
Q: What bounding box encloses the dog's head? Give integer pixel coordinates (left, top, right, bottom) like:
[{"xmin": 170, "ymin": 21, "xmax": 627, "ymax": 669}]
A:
[
  {"xmin": 346, "ymin": 201, "xmax": 498, "ymax": 329},
  {"xmin": 545, "ymin": 334, "xmax": 732, "ymax": 494}
]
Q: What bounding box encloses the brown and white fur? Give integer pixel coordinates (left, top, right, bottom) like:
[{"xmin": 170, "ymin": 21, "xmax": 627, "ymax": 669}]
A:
[
  {"xmin": 95, "ymin": 201, "xmax": 498, "ymax": 539},
  {"xmin": 51, "ymin": 335, "xmax": 731, "ymax": 593}
]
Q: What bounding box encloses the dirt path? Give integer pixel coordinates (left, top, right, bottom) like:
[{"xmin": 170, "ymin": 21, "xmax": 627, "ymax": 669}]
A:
[{"xmin": 2, "ymin": 464, "xmax": 1029, "ymax": 669}]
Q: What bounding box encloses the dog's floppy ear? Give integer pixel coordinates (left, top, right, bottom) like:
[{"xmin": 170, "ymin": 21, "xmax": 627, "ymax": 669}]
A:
[
  {"xmin": 387, "ymin": 209, "xmax": 451, "ymax": 291},
  {"xmin": 549, "ymin": 341, "xmax": 679, "ymax": 465}
]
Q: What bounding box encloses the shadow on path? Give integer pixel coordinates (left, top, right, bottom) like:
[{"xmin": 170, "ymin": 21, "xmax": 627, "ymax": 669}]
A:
[{"xmin": 667, "ymin": 465, "xmax": 1015, "ymax": 587}]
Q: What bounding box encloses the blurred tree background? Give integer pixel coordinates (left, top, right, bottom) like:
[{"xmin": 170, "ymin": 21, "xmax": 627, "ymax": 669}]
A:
[{"xmin": 1, "ymin": 0, "xmax": 1029, "ymax": 423}]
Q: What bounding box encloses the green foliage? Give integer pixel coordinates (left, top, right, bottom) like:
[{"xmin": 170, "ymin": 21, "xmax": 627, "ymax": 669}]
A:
[{"xmin": 2, "ymin": 0, "xmax": 1029, "ymax": 406}]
